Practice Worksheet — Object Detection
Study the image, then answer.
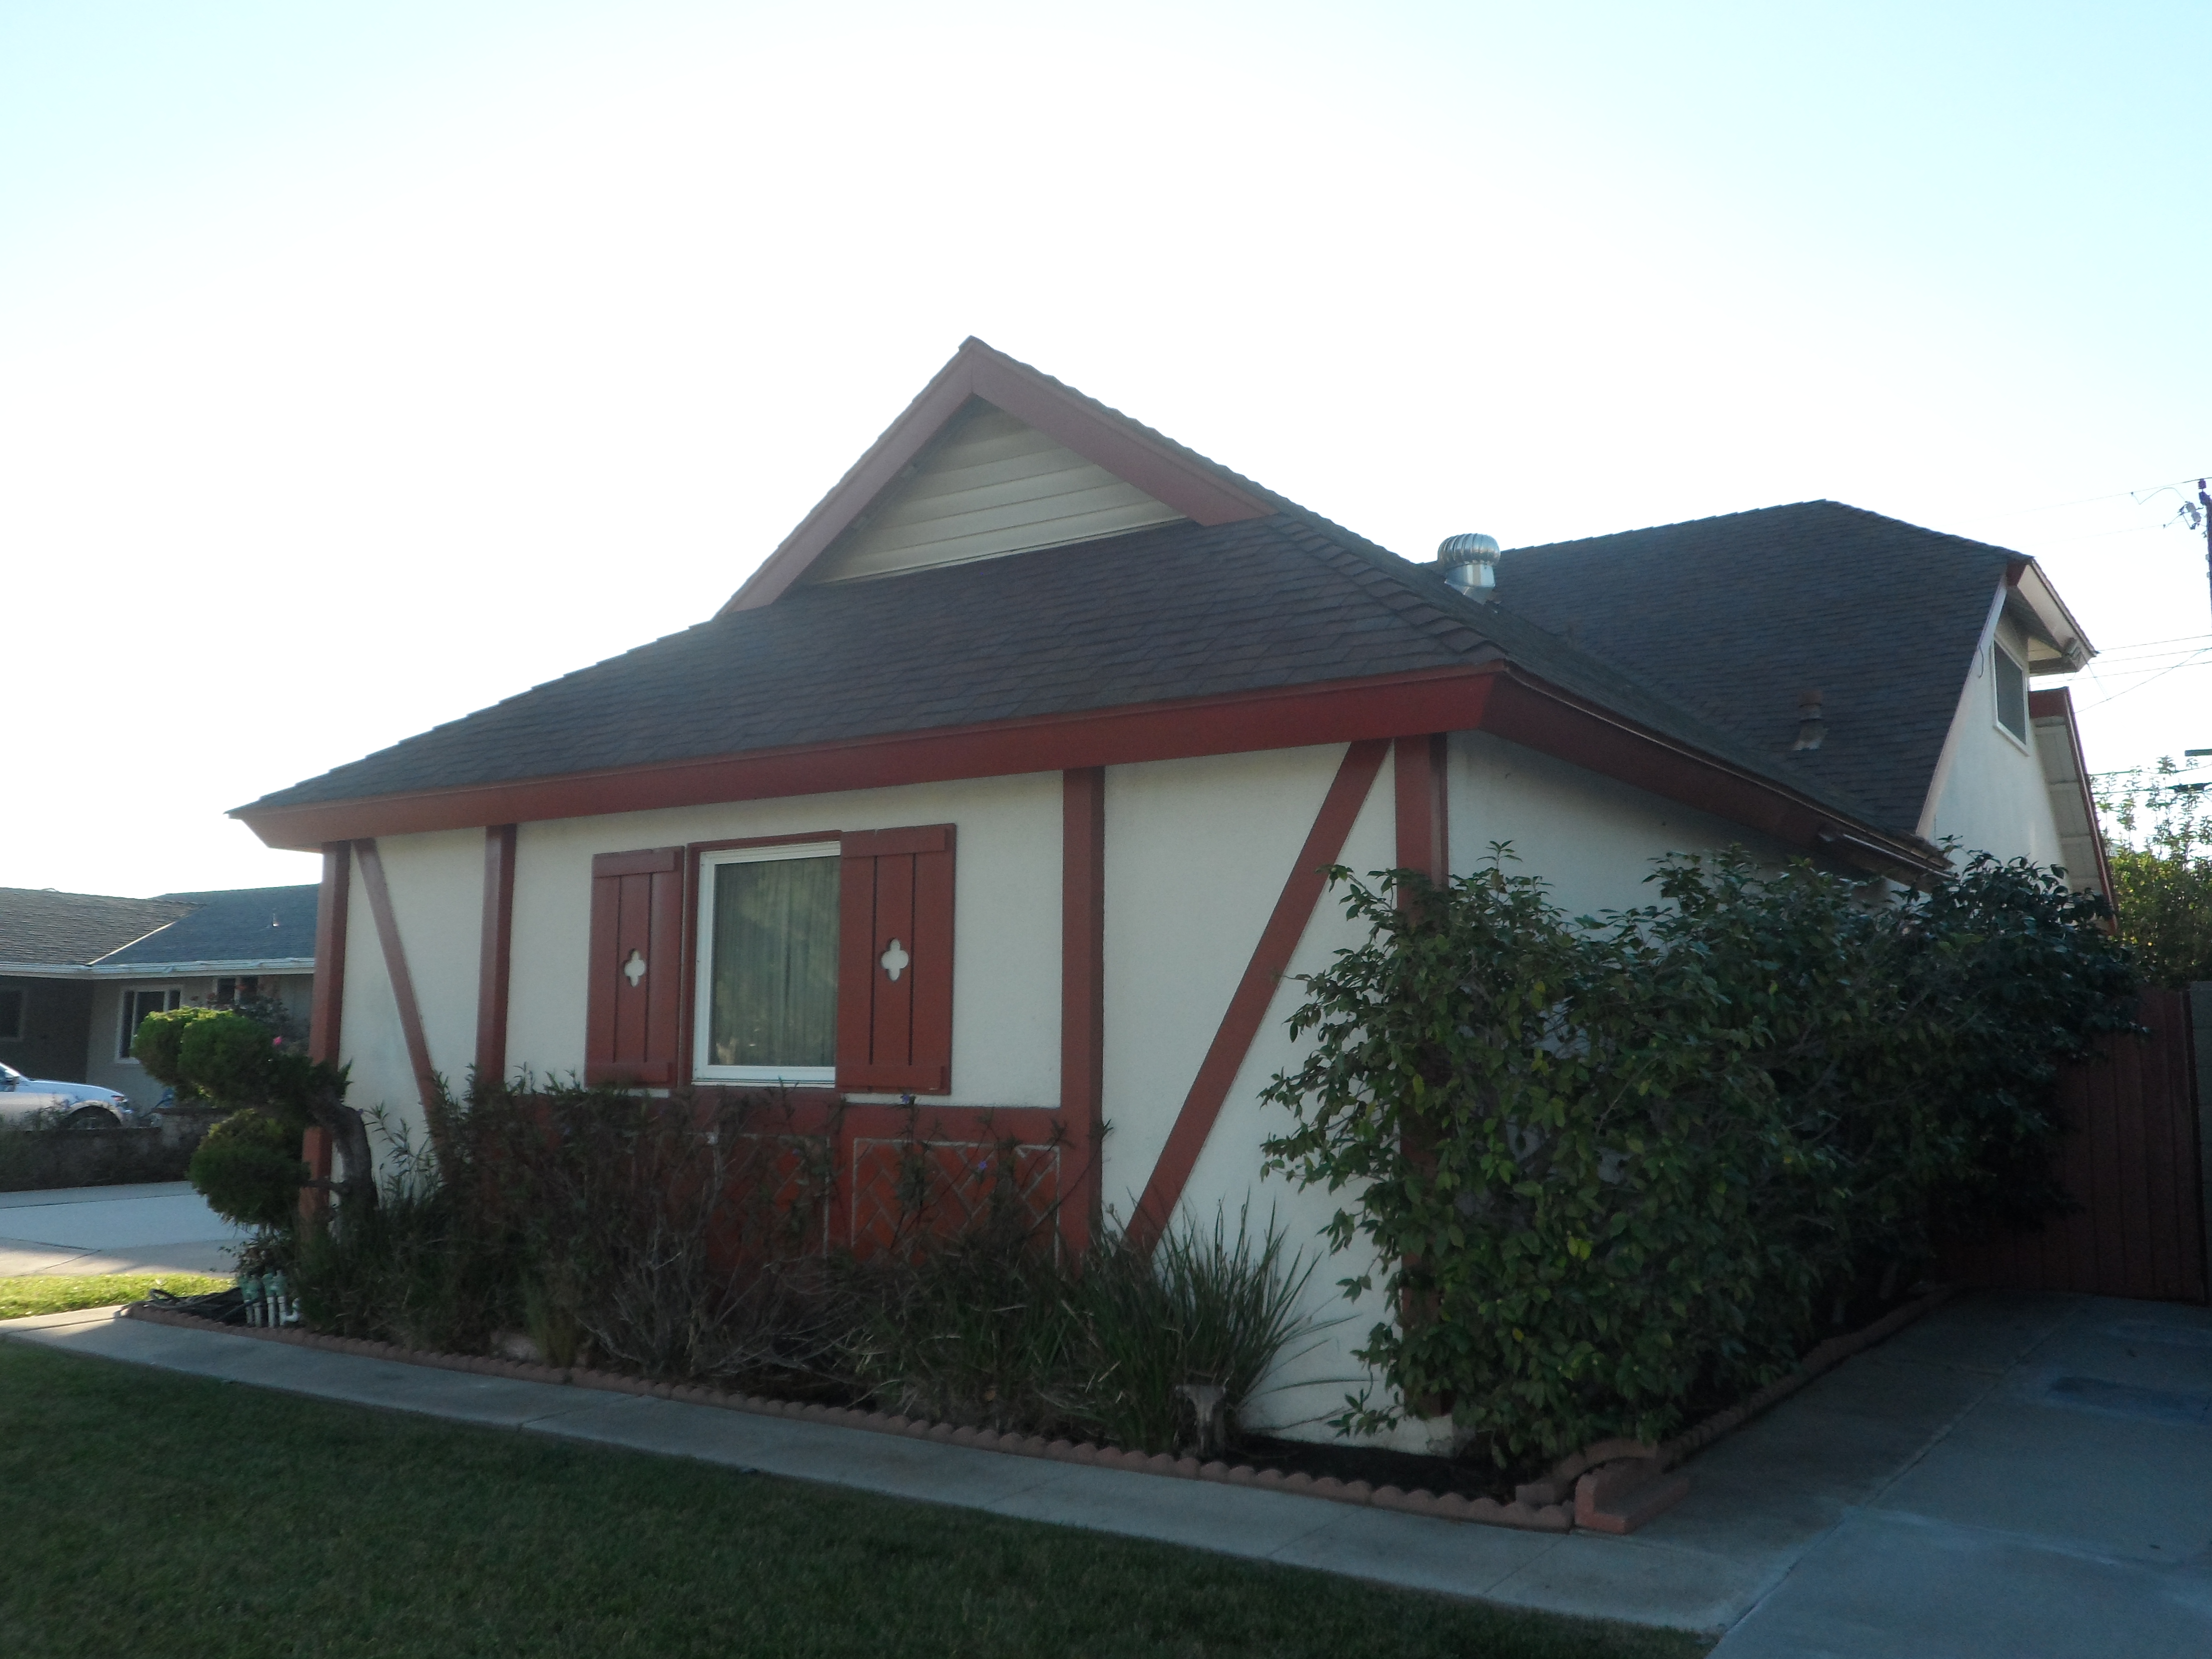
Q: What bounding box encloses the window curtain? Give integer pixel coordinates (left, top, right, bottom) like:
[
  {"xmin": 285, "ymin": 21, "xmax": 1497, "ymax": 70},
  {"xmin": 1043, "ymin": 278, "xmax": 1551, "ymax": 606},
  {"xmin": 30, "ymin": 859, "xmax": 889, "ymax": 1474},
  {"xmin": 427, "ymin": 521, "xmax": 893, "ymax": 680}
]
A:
[{"xmin": 708, "ymin": 857, "xmax": 839, "ymax": 1070}]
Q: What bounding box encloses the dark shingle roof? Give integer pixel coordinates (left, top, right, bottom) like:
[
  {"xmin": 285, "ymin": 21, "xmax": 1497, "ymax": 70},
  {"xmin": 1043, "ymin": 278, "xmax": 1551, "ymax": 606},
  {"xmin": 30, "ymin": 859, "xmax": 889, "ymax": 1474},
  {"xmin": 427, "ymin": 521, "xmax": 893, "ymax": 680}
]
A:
[
  {"xmin": 98, "ymin": 886, "xmax": 319, "ymax": 966},
  {"xmin": 0, "ymin": 889, "xmax": 195, "ymax": 966},
  {"xmin": 1492, "ymin": 502, "xmax": 2011, "ymax": 835},
  {"xmin": 239, "ymin": 513, "xmax": 1895, "ymax": 832}
]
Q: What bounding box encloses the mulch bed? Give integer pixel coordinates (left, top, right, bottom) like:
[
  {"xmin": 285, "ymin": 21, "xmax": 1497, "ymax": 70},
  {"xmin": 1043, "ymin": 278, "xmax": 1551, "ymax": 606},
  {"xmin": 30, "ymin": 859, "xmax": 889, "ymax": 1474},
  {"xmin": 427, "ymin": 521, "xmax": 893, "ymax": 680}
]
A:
[{"xmin": 117, "ymin": 1281, "xmax": 1955, "ymax": 1536}]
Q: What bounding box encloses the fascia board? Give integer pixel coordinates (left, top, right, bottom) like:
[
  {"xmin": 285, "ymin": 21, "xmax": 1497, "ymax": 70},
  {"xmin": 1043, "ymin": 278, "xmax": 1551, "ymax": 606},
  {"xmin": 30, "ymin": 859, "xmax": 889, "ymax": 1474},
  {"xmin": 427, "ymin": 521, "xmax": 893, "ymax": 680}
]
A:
[
  {"xmin": 2006, "ymin": 558, "xmax": 2096, "ymax": 670},
  {"xmin": 0, "ymin": 958, "xmax": 316, "ymax": 978}
]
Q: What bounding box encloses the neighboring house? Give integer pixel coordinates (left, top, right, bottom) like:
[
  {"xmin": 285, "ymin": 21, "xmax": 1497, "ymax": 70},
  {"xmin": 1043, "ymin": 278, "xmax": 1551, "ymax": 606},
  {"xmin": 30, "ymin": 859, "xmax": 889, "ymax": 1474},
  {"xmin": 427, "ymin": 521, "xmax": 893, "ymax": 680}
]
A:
[
  {"xmin": 0, "ymin": 885, "xmax": 318, "ymax": 1108},
  {"xmin": 230, "ymin": 338, "xmax": 2108, "ymax": 1442}
]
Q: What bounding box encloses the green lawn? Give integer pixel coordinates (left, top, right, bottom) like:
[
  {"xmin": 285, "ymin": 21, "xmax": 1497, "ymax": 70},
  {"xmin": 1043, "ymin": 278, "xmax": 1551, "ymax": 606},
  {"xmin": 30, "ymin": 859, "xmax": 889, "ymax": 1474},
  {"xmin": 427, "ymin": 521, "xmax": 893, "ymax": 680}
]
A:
[
  {"xmin": 0, "ymin": 1274, "xmax": 228, "ymax": 1321},
  {"xmin": 0, "ymin": 1343, "xmax": 1707, "ymax": 1659}
]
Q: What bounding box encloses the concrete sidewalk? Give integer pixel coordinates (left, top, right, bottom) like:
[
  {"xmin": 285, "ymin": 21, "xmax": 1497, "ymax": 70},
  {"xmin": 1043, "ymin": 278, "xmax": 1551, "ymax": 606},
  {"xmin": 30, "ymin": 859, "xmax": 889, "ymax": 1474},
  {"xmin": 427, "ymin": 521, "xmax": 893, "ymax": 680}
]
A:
[
  {"xmin": 6, "ymin": 1288, "xmax": 2211, "ymax": 1651},
  {"xmin": 0, "ymin": 1181, "xmax": 243, "ymax": 1276}
]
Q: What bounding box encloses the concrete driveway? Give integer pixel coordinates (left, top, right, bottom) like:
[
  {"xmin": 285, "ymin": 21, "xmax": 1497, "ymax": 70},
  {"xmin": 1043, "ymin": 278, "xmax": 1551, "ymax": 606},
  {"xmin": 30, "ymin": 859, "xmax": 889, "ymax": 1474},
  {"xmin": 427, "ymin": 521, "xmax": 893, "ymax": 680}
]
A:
[
  {"xmin": 0, "ymin": 1181, "xmax": 243, "ymax": 1276},
  {"xmin": 1702, "ymin": 1290, "xmax": 2212, "ymax": 1656}
]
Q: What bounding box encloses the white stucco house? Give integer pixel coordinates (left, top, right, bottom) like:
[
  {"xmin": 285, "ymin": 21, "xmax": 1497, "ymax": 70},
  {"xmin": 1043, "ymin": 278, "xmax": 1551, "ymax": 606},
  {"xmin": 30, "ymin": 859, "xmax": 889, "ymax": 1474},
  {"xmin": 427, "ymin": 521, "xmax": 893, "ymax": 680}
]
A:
[{"xmin": 231, "ymin": 338, "xmax": 2107, "ymax": 1440}]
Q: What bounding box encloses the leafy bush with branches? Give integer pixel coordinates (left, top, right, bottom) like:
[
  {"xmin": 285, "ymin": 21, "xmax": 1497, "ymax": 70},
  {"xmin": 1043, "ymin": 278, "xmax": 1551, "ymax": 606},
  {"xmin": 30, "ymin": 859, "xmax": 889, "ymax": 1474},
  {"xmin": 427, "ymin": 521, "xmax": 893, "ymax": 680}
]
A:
[
  {"xmin": 1261, "ymin": 848, "xmax": 2137, "ymax": 1463},
  {"xmin": 187, "ymin": 1109, "xmax": 309, "ymax": 1230},
  {"xmin": 288, "ymin": 1075, "xmax": 1315, "ymax": 1455},
  {"xmin": 2097, "ymin": 757, "xmax": 2212, "ymax": 988},
  {"xmin": 134, "ymin": 1005, "xmax": 363, "ymax": 1228}
]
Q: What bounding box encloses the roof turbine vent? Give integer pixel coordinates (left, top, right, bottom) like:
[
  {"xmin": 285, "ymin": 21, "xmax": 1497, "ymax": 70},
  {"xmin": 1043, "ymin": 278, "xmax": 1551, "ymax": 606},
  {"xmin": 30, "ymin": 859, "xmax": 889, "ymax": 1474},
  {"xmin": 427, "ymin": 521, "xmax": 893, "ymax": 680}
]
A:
[{"xmin": 1435, "ymin": 532, "xmax": 1501, "ymax": 601}]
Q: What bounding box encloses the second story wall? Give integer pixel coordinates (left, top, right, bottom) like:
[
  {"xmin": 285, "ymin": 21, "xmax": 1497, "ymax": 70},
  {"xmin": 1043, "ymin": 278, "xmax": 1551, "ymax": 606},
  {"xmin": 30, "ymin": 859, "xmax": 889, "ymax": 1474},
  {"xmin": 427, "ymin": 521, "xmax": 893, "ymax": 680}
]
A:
[{"xmin": 1922, "ymin": 609, "xmax": 2067, "ymax": 872}]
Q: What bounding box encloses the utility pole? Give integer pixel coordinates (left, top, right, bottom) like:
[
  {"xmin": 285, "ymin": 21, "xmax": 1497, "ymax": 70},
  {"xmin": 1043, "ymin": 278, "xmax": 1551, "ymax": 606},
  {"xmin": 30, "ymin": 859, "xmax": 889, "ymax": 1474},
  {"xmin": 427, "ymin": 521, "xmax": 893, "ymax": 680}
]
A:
[{"xmin": 2200, "ymin": 479, "xmax": 2212, "ymax": 627}]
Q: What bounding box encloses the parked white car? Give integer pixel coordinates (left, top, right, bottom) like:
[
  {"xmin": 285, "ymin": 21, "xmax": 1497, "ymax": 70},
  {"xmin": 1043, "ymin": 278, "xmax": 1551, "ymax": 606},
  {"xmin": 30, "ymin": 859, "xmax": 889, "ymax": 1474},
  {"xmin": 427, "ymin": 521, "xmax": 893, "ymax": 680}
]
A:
[{"xmin": 0, "ymin": 1063, "xmax": 134, "ymax": 1129}]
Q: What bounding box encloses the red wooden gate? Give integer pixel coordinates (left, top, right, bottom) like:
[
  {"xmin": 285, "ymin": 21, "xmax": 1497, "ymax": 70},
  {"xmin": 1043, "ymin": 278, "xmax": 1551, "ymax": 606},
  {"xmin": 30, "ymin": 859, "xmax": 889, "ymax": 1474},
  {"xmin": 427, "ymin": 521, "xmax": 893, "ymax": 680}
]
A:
[{"xmin": 1939, "ymin": 988, "xmax": 2209, "ymax": 1305}]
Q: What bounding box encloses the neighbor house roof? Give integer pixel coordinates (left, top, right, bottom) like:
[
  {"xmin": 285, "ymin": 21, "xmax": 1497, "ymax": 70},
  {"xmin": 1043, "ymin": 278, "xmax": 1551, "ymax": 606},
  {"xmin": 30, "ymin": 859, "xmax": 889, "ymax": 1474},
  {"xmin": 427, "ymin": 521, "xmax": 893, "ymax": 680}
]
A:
[
  {"xmin": 232, "ymin": 341, "xmax": 2017, "ymax": 877},
  {"xmin": 0, "ymin": 885, "xmax": 317, "ymax": 976},
  {"xmin": 98, "ymin": 886, "xmax": 319, "ymax": 969},
  {"xmin": 1492, "ymin": 502, "xmax": 2061, "ymax": 838},
  {"xmin": 0, "ymin": 889, "xmax": 195, "ymax": 970}
]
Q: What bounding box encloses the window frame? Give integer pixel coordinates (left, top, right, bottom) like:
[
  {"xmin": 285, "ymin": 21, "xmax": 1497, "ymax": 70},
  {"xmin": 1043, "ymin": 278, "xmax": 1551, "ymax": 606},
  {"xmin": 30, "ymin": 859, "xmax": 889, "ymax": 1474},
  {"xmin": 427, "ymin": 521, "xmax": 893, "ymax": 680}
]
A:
[
  {"xmin": 118, "ymin": 986, "xmax": 181, "ymax": 1061},
  {"xmin": 1991, "ymin": 638, "xmax": 2031, "ymax": 748},
  {"xmin": 688, "ymin": 835, "xmax": 844, "ymax": 1089}
]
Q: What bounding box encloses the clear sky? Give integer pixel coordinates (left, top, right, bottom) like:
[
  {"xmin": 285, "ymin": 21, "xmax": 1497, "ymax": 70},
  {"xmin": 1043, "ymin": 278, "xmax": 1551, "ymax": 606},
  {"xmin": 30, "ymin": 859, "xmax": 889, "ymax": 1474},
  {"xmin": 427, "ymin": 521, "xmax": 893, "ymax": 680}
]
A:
[{"xmin": 4, "ymin": 1, "xmax": 2208, "ymax": 897}]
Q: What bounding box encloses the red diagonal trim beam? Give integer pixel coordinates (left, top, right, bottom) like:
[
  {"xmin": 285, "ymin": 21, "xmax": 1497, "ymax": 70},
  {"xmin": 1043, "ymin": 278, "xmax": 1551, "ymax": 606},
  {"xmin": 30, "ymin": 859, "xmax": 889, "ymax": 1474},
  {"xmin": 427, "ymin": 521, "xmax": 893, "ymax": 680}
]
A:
[
  {"xmin": 354, "ymin": 837, "xmax": 442, "ymax": 1111},
  {"xmin": 1128, "ymin": 739, "xmax": 1389, "ymax": 1246}
]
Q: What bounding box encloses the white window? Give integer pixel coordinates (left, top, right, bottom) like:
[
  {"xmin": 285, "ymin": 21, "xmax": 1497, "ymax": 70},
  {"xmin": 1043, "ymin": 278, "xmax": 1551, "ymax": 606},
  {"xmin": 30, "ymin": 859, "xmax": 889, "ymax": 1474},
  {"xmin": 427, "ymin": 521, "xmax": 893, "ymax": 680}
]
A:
[
  {"xmin": 120, "ymin": 987, "xmax": 181, "ymax": 1061},
  {"xmin": 691, "ymin": 842, "xmax": 842, "ymax": 1086},
  {"xmin": 1993, "ymin": 641, "xmax": 2029, "ymax": 745}
]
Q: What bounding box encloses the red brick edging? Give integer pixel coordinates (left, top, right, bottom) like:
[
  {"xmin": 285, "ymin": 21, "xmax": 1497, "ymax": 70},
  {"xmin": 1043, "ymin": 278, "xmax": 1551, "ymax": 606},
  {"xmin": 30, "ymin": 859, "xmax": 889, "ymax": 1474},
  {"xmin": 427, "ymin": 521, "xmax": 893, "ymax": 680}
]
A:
[
  {"xmin": 1511, "ymin": 1282, "xmax": 1959, "ymax": 1532},
  {"xmin": 119, "ymin": 1281, "xmax": 1953, "ymax": 1539},
  {"xmin": 114, "ymin": 1303, "xmax": 1574, "ymax": 1532}
]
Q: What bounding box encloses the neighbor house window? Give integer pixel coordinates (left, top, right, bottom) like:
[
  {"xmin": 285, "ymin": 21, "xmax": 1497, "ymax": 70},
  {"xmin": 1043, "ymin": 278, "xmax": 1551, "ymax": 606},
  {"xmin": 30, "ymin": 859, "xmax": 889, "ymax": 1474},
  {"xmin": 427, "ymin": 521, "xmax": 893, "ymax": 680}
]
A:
[
  {"xmin": 1993, "ymin": 642, "xmax": 2029, "ymax": 744},
  {"xmin": 692, "ymin": 842, "xmax": 842, "ymax": 1086},
  {"xmin": 0, "ymin": 987, "xmax": 24, "ymax": 1043},
  {"xmin": 120, "ymin": 987, "xmax": 181, "ymax": 1060}
]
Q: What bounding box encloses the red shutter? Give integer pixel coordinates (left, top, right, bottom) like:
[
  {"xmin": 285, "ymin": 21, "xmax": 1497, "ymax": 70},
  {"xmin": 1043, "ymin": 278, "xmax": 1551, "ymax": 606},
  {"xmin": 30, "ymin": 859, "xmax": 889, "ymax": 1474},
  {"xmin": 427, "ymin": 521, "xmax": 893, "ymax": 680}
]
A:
[
  {"xmin": 585, "ymin": 847, "xmax": 685, "ymax": 1086},
  {"xmin": 837, "ymin": 825, "xmax": 955, "ymax": 1094}
]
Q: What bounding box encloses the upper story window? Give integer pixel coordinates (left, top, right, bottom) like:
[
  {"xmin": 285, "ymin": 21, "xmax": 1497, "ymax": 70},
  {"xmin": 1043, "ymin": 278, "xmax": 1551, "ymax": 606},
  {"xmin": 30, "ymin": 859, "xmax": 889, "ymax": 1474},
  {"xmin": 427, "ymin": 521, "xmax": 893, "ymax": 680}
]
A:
[
  {"xmin": 694, "ymin": 842, "xmax": 842, "ymax": 1086},
  {"xmin": 1993, "ymin": 641, "xmax": 2029, "ymax": 745}
]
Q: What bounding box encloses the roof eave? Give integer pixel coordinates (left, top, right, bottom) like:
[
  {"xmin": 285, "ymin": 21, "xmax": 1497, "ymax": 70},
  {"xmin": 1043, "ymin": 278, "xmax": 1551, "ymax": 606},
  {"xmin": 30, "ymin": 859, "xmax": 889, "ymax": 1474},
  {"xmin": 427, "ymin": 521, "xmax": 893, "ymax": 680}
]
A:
[
  {"xmin": 2006, "ymin": 558, "xmax": 2096, "ymax": 673},
  {"xmin": 230, "ymin": 657, "xmax": 1935, "ymax": 879},
  {"xmin": 0, "ymin": 957, "xmax": 316, "ymax": 979}
]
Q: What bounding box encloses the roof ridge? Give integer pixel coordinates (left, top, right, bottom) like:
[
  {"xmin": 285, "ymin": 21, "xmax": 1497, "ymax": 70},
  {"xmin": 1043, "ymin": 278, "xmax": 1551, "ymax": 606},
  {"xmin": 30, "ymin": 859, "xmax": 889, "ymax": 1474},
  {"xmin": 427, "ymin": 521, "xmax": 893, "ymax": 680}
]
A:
[{"xmin": 1505, "ymin": 498, "xmax": 2024, "ymax": 568}]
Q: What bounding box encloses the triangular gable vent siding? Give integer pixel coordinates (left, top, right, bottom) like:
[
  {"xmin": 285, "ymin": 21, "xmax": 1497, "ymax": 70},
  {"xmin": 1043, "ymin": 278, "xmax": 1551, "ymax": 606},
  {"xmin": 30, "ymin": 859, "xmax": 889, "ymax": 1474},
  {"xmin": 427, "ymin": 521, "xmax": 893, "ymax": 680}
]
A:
[{"xmin": 805, "ymin": 400, "xmax": 1184, "ymax": 585}]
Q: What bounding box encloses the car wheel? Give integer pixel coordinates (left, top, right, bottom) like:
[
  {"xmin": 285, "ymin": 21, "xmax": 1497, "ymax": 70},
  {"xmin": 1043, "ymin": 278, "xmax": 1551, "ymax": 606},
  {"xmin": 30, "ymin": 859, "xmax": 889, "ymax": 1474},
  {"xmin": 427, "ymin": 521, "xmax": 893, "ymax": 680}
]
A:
[{"xmin": 63, "ymin": 1106, "xmax": 120, "ymax": 1130}]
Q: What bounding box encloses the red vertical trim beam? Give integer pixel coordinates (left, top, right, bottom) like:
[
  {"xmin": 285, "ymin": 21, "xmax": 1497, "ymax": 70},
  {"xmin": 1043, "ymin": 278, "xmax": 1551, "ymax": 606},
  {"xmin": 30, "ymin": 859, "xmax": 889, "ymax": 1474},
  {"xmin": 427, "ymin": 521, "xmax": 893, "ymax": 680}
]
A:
[
  {"xmin": 475, "ymin": 824, "xmax": 517, "ymax": 1090},
  {"xmin": 1061, "ymin": 768, "xmax": 1107, "ymax": 1254},
  {"xmin": 1129, "ymin": 740, "xmax": 1389, "ymax": 1246},
  {"xmin": 309, "ymin": 842, "xmax": 351, "ymax": 1065},
  {"xmin": 355, "ymin": 838, "xmax": 441, "ymax": 1110},
  {"xmin": 1393, "ymin": 734, "xmax": 1450, "ymax": 890}
]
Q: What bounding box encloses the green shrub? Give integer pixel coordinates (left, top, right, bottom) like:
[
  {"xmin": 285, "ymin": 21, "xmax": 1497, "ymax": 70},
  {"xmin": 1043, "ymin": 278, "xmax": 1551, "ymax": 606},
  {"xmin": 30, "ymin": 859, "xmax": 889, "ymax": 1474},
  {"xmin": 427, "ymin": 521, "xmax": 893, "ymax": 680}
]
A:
[
  {"xmin": 845, "ymin": 1205, "xmax": 1314, "ymax": 1452},
  {"xmin": 1262, "ymin": 849, "xmax": 2138, "ymax": 1463},
  {"xmin": 188, "ymin": 1110, "xmax": 308, "ymax": 1230},
  {"xmin": 129, "ymin": 1007, "xmax": 225, "ymax": 1090}
]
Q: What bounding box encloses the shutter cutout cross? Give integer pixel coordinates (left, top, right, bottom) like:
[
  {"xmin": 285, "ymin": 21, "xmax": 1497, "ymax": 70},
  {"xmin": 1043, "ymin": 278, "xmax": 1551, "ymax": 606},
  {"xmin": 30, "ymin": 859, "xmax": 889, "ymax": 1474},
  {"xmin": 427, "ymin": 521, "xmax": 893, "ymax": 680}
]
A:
[
  {"xmin": 585, "ymin": 847, "xmax": 684, "ymax": 1086},
  {"xmin": 838, "ymin": 826, "xmax": 954, "ymax": 1094}
]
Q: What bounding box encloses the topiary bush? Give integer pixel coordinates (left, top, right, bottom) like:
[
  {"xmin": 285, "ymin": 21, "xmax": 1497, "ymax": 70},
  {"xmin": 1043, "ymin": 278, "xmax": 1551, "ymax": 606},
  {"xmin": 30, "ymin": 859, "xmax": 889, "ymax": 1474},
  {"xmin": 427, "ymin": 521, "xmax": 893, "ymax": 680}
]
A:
[
  {"xmin": 129, "ymin": 1007, "xmax": 227, "ymax": 1093},
  {"xmin": 1262, "ymin": 848, "xmax": 2138, "ymax": 1464},
  {"xmin": 188, "ymin": 1109, "xmax": 310, "ymax": 1230}
]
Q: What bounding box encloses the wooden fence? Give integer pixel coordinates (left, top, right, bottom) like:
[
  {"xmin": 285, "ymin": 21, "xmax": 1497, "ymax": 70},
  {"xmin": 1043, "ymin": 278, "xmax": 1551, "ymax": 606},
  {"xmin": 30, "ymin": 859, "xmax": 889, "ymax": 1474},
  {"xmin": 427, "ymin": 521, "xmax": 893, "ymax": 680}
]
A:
[{"xmin": 1938, "ymin": 987, "xmax": 2210, "ymax": 1305}]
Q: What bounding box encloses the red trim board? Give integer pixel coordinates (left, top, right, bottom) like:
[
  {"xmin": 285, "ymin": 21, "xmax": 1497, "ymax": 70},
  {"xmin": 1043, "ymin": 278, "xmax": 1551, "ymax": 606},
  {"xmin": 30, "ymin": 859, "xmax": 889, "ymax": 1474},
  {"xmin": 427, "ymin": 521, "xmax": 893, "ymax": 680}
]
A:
[
  {"xmin": 309, "ymin": 842, "xmax": 350, "ymax": 1066},
  {"xmin": 238, "ymin": 669, "xmax": 1497, "ymax": 853},
  {"xmin": 1127, "ymin": 740, "xmax": 1390, "ymax": 1246},
  {"xmin": 1060, "ymin": 768, "xmax": 1107, "ymax": 1254},
  {"xmin": 235, "ymin": 664, "xmax": 1941, "ymax": 883},
  {"xmin": 355, "ymin": 838, "xmax": 442, "ymax": 1112},
  {"xmin": 474, "ymin": 824, "xmax": 517, "ymax": 1089}
]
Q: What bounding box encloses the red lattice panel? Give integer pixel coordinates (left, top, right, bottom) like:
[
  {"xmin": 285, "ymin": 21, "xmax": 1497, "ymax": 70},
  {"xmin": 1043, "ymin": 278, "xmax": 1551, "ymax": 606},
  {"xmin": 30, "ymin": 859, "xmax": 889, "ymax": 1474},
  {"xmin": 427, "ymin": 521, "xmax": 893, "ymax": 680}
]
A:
[{"xmin": 849, "ymin": 1139, "xmax": 1060, "ymax": 1260}]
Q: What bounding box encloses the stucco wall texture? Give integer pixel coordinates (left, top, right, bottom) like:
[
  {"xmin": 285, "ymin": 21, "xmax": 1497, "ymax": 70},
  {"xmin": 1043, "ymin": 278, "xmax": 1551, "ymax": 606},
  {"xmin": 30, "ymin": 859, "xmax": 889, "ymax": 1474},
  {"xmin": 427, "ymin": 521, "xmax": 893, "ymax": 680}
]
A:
[{"xmin": 326, "ymin": 722, "xmax": 2071, "ymax": 1443}]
